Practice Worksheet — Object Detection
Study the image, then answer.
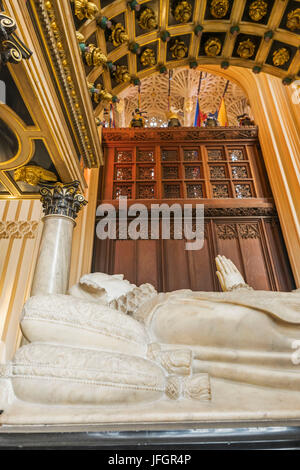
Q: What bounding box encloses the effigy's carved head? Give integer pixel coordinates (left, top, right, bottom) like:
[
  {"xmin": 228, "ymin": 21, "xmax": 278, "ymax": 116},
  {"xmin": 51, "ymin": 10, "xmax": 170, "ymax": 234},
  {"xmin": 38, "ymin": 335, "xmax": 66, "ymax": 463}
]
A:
[
  {"xmin": 69, "ymin": 272, "xmax": 136, "ymax": 303},
  {"xmin": 69, "ymin": 272, "xmax": 157, "ymax": 316}
]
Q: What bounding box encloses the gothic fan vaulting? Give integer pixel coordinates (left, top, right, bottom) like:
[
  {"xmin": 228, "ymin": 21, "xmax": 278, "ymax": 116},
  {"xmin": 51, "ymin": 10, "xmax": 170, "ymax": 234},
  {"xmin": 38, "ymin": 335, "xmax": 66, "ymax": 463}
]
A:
[{"xmin": 116, "ymin": 68, "xmax": 251, "ymax": 127}]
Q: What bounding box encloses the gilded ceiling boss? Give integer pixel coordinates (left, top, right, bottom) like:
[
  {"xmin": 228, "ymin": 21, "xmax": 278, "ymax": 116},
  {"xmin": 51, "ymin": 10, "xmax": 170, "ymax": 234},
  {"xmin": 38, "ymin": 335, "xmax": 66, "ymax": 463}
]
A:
[
  {"xmin": 237, "ymin": 39, "xmax": 256, "ymax": 59},
  {"xmin": 210, "ymin": 0, "xmax": 229, "ymax": 18},
  {"xmin": 72, "ymin": 0, "xmax": 99, "ymax": 20},
  {"xmin": 273, "ymin": 48, "xmax": 290, "ymax": 67},
  {"xmin": 204, "ymin": 37, "xmax": 222, "ymax": 57},
  {"xmin": 286, "ymin": 8, "xmax": 300, "ymax": 31},
  {"xmin": 248, "ymin": 0, "xmax": 268, "ymax": 22},
  {"xmin": 173, "ymin": 1, "xmax": 193, "ymax": 23},
  {"xmin": 113, "ymin": 65, "xmax": 131, "ymax": 83},
  {"xmin": 109, "ymin": 23, "xmax": 129, "ymax": 46},
  {"xmin": 170, "ymin": 39, "xmax": 188, "ymax": 59},
  {"xmin": 138, "ymin": 7, "xmax": 157, "ymax": 30},
  {"xmin": 140, "ymin": 48, "xmax": 156, "ymax": 67}
]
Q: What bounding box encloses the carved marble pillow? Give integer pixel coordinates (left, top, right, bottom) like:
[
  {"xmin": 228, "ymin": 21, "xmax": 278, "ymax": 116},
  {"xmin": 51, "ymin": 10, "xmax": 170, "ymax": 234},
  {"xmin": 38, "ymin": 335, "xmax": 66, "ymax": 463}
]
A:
[
  {"xmin": 9, "ymin": 343, "xmax": 167, "ymax": 406},
  {"xmin": 7, "ymin": 343, "xmax": 211, "ymax": 406},
  {"xmin": 20, "ymin": 294, "xmax": 149, "ymax": 356}
]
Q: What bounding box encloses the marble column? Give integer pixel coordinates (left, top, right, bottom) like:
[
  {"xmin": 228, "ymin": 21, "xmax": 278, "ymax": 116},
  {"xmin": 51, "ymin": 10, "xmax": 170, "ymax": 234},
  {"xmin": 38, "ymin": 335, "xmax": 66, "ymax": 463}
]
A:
[{"xmin": 31, "ymin": 181, "xmax": 87, "ymax": 296}]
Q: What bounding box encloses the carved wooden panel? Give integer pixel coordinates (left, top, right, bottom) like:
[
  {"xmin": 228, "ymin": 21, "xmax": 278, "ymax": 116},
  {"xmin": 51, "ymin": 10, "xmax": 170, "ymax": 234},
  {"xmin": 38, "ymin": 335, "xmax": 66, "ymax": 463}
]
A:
[
  {"xmin": 96, "ymin": 128, "xmax": 294, "ymax": 292},
  {"xmin": 102, "ymin": 128, "xmax": 267, "ymax": 202},
  {"xmin": 93, "ymin": 216, "xmax": 295, "ymax": 293}
]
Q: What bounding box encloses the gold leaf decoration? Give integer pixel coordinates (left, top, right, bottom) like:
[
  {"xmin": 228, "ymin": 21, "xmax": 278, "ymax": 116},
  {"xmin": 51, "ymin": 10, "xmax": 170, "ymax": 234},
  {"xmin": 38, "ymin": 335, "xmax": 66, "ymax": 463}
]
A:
[
  {"xmin": 72, "ymin": 0, "xmax": 99, "ymax": 20},
  {"xmin": 140, "ymin": 48, "xmax": 156, "ymax": 67},
  {"xmin": 114, "ymin": 65, "xmax": 131, "ymax": 83},
  {"xmin": 109, "ymin": 23, "xmax": 129, "ymax": 46},
  {"xmin": 173, "ymin": 1, "xmax": 193, "ymax": 23},
  {"xmin": 204, "ymin": 37, "xmax": 222, "ymax": 57},
  {"xmin": 138, "ymin": 8, "xmax": 157, "ymax": 30},
  {"xmin": 170, "ymin": 39, "xmax": 188, "ymax": 59},
  {"xmin": 237, "ymin": 39, "xmax": 256, "ymax": 59},
  {"xmin": 286, "ymin": 8, "xmax": 300, "ymax": 31},
  {"xmin": 85, "ymin": 44, "xmax": 107, "ymax": 67},
  {"xmin": 248, "ymin": 0, "xmax": 268, "ymax": 22},
  {"xmin": 14, "ymin": 166, "xmax": 58, "ymax": 187},
  {"xmin": 272, "ymin": 48, "xmax": 290, "ymax": 67},
  {"xmin": 210, "ymin": 0, "xmax": 229, "ymax": 19}
]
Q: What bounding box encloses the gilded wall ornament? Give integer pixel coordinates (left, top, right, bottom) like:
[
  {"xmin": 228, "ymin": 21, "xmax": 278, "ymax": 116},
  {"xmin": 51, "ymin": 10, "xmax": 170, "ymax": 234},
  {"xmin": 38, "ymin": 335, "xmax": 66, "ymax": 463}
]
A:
[
  {"xmin": 210, "ymin": 0, "xmax": 229, "ymax": 18},
  {"xmin": 113, "ymin": 65, "xmax": 131, "ymax": 83},
  {"xmin": 140, "ymin": 48, "xmax": 156, "ymax": 67},
  {"xmin": 173, "ymin": 1, "xmax": 193, "ymax": 23},
  {"xmin": 248, "ymin": 1, "xmax": 268, "ymax": 22},
  {"xmin": 204, "ymin": 37, "xmax": 222, "ymax": 57},
  {"xmin": 72, "ymin": 0, "xmax": 99, "ymax": 20},
  {"xmin": 286, "ymin": 8, "xmax": 300, "ymax": 31},
  {"xmin": 14, "ymin": 166, "xmax": 58, "ymax": 186},
  {"xmin": 272, "ymin": 48, "xmax": 290, "ymax": 67},
  {"xmin": 170, "ymin": 39, "xmax": 188, "ymax": 59},
  {"xmin": 109, "ymin": 23, "xmax": 129, "ymax": 46},
  {"xmin": 138, "ymin": 8, "xmax": 157, "ymax": 30},
  {"xmin": 237, "ymin": 39, "xmax": 256, "ymax": 59}
]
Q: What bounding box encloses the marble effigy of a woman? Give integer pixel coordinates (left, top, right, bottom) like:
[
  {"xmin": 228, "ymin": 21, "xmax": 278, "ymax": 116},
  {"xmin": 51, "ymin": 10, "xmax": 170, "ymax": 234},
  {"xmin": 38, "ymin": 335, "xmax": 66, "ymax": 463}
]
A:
[{"xmin": 1, "ymin": 255, "xmax": 300, "ymax": 425}]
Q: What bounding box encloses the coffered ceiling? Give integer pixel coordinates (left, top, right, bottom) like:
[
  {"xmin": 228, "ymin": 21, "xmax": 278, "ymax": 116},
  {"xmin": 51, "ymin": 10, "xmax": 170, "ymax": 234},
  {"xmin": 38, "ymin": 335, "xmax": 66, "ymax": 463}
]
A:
[{"xmin": 75, "ymin": 0, "xmax": 300, "ymax": 115}]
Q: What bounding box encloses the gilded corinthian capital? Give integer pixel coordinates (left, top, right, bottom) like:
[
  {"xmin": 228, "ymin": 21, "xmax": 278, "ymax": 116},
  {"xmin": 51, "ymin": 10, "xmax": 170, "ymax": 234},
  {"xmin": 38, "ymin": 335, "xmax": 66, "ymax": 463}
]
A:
[{"xmin": 40, "ymin": 181, "xmax": 87, "ymax": 220}]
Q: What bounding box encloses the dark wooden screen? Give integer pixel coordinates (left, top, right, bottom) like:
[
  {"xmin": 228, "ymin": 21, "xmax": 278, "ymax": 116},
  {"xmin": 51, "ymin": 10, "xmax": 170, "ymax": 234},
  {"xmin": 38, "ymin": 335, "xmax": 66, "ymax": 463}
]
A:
[{"xmin": 93, "ymin": 127, "xmax": 295, "ymax": 293}]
